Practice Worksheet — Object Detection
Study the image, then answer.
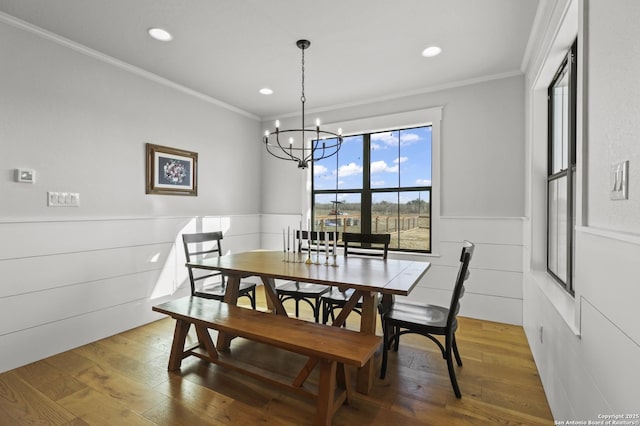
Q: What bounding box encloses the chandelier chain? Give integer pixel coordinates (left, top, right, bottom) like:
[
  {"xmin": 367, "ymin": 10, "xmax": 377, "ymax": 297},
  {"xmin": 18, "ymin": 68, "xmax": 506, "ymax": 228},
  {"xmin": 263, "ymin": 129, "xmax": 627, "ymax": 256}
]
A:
[{"xmin": 300, "ymin": 46, "xmax": 306, "ymax": 104}]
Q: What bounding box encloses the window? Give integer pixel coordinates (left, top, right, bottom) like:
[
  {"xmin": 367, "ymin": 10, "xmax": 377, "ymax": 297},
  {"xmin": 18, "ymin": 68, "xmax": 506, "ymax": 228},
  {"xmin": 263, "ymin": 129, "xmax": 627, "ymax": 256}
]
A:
[
  {"xmin": 312, "ymin": 125, "xmax": 432, "ymax": 252},
  {"xmin": 547, "ymin": 40, "xmax": 577, "ymax": 295}
]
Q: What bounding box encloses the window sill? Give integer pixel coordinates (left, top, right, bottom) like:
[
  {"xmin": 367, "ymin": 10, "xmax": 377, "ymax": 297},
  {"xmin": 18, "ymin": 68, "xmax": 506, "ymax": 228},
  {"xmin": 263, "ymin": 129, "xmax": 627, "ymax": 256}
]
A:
[{"xmin": 528, "ymin": 270, "xmax": 580, "ymax": 337}]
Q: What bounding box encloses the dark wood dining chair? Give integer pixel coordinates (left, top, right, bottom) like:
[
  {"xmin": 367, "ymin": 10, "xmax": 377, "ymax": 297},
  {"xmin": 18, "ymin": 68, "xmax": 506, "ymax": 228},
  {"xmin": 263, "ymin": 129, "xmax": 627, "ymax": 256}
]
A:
[
  {"xmin": 321, "ymin": 232, "xmax": 390, "ymax": 325},
  {"xmin": 182, "ymin": 232, "xmax": 256, "ymax": 309},
  {"xmin": 275, "ymin": 230, "xmax": 336, "ymax": 322},
  {"xmin": 379, "ymin": 240, "xmax": 475, "ymax": 398}
]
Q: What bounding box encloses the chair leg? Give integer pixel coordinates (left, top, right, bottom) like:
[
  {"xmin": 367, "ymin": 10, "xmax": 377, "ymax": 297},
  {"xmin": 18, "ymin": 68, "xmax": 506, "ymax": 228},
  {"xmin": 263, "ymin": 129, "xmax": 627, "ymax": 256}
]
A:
[
  {"xmin": 380, "ymin": 320, "xmax": 390, "ymax": 379},
  {"xmin": 393, "ymin": 326, "xmax": 400, "ymax": 351},
  {"xmin": 452, "ymin": 333, "xmax": 463, "ymax": 366},
  {"xmin": 445, "ymin": 332, "xmax": 462, "ymax": 398},
  {"xmin": 312, "ymin": 298, "xmax": 320, "ymax": 323},
  {"xmin": 250, "ymin": 288, "xmax": 256, "ymax": 310}
]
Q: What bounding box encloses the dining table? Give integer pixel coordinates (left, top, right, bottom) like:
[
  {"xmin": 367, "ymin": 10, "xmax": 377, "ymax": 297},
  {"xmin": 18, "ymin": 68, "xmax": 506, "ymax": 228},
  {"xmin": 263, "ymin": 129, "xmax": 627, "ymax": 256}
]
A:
[{"xmin": 186, "ymin": 249, "xmax": 431, "ymax": 394}]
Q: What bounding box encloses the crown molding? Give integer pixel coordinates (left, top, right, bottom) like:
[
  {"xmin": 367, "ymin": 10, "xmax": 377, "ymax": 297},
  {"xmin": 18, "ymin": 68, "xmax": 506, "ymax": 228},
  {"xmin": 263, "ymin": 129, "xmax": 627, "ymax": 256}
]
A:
[
  {"xmin": 0, "ymin": 12, "xmax": 260, "ymax": 121},
  {"xmin": 263, "ymin": 70, "xmax": 523, "ymax": 122}
]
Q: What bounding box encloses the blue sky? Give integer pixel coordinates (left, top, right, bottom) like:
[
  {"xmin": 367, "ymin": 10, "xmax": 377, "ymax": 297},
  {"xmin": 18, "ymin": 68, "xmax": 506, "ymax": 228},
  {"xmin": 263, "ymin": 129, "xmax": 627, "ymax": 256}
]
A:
[{"xmin": 313, "ymin": 126, "xmax": 432, "ymax": 204}]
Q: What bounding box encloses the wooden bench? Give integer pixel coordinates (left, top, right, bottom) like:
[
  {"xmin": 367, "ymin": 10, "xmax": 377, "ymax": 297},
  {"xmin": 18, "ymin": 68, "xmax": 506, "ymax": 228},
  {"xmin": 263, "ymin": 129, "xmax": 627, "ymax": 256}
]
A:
[{"xmin": 152, "ymin": 296, "xmax": 381, "ymax": 425}]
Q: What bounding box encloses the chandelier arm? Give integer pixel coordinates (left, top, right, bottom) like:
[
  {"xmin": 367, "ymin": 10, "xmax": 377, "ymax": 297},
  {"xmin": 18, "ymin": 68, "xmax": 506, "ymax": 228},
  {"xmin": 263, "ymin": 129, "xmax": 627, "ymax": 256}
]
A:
[
  {"xmin": 265, "ymin": 142, "xmax": 298, "ymax": 162},
  {"xmin": 275, "ymin": 131, "xmax": 302, "ymax": 162}
]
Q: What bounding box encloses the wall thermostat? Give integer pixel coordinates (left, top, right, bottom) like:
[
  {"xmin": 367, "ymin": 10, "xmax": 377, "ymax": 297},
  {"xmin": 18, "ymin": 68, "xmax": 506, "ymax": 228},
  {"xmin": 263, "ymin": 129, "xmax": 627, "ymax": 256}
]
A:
[{"xmin": 15, "ymin": 168, "xmax": 36, "ymax": 183}]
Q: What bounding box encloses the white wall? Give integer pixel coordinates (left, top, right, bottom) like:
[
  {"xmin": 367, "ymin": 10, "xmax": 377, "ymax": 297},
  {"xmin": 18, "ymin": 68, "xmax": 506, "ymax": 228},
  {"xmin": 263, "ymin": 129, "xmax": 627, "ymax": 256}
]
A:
[
  {"xmin": 261, "ymin": 75, "xmax": 525, "ymax": 218},
  {"xmin": 523, "ymin": 0, "xmax": 640, "ymax": 419},
  {"xmin": 260, "ymin": 75, "xmax": 527, "ymax": 325},
  {"xmin": 0, "ymin": 18, "xmax": 263, "ymax": 372}
]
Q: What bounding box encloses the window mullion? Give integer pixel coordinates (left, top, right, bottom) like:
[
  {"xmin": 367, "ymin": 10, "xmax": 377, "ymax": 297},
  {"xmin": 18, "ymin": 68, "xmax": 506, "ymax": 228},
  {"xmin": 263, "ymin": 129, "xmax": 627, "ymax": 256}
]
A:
[{"xmin": 361, "ymin": 133, "xmax": 372, "ymax": 234}]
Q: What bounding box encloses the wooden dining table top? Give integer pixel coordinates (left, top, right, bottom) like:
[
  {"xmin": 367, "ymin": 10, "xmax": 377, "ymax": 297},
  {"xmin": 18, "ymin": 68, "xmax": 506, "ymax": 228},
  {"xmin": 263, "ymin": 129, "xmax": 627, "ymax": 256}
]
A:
[{"xmin": 186, "ymin": 250, "xmax": 431, "ymax": 296}]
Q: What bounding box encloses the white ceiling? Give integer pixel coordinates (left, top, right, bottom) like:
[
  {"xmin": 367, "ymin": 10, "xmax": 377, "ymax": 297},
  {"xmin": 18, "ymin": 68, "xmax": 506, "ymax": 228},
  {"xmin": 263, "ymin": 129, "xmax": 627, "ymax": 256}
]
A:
[{"xmin": 0, "ymin": 0, "xmax": 540, "ymax": 120}]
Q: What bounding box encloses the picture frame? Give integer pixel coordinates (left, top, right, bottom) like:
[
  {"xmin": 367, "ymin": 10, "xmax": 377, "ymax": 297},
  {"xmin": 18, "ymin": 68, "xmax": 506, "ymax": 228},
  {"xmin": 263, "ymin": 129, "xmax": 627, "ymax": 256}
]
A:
[{"xmin": 146, "ymin": 143, "xmax": 198, "ymax": 196}]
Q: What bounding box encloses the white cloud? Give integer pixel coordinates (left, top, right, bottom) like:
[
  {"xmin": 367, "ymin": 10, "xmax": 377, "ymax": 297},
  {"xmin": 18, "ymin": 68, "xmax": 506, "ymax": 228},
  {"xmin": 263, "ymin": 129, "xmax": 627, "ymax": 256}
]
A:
[
  {"xmin": 338, "ymin": 162, "xmax": 363, "ymax": 177},
  {"xmin": 416, "ymin": 179, "xmax": 432, "ymax": 186},
  {"xmin": 313, "ymin": 164, "xmax": 328, "ymax": 176},
  {"xmin": 371, "ymin": 132, "xmax": 396, "ymax": 147},
  {"xmin": 394, "ymin": 156, "xmax": 408, "ymax": 164},
  {"xmin": 400, "ymin": 133, "xmax": 420, "ymax": 144},
  {"xmin": 371, "ymin": 180, "xmax": 385, "ymax": 186},
  {"xmin": 371, "ymin": 160, "xmax": 399, "ymax": 174},
  {"xmin": 370, "ymin": 131, "xmax": 421, "ymax": 148}
]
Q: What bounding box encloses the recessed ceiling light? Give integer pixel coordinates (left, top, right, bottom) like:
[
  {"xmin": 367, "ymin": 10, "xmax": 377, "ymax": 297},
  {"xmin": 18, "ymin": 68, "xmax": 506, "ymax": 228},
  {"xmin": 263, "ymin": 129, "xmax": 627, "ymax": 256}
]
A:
[
  {"xmin": 259, "ymin": 88, "xmax": 274, "ymax": 95},
  {"xmin": 148, "ymin": 28, "xmax": 173, "ymax": 42},
  {"xmin": 422, "ymin": 46, "xmax": 442, "ymax": 58}
]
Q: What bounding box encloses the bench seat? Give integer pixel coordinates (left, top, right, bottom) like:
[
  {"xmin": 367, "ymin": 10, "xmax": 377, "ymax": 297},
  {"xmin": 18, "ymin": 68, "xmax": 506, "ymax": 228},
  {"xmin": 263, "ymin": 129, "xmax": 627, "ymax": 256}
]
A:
[{"xmin": 153, "ymin": 296, "xmax": 381, "ymax": 425}]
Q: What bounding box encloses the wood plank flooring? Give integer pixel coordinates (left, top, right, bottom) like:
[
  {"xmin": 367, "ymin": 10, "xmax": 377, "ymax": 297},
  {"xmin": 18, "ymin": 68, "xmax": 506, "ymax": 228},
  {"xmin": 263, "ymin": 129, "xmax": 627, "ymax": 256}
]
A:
[{"xmin": 0, "ymin": 287, "xmax": 553, "ymax": 425}]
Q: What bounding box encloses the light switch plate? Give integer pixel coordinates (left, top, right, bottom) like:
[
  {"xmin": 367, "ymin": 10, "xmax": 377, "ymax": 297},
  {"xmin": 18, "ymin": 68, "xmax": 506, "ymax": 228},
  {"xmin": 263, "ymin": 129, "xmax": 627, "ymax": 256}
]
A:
[{"xmin": 610, "ymin": 161, "xmax": 629, "ymax": 200}]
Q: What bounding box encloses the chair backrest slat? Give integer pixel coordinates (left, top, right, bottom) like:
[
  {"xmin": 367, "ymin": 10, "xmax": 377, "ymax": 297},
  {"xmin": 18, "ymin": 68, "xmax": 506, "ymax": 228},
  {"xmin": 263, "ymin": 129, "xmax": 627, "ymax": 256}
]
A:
[
  {"xmin": 447, "ymin": 240, "xmax": 475, "ymax": 327},
  {"xmin": 182, "ymin": 232, "xmax": 225, "ymax": 294},
  {"xmin": 342, "ymin": 232, "xmax": 390, "ymax": 259},
  {"xmin": 295, "ymin": 230, "xmax": 339, "ymax": 253}
]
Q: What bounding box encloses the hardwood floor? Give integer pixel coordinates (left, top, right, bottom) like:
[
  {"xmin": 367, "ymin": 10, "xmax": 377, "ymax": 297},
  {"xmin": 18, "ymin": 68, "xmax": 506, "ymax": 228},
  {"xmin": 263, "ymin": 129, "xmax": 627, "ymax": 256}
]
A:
[{"xmin": 0, "ymin": 287, "xmax": 553, "ymax": 425}]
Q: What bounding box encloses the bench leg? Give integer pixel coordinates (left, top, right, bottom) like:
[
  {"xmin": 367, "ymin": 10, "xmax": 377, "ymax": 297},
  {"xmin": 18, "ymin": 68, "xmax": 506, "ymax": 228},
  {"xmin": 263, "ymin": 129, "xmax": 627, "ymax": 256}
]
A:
[
  {"xmin": 316, "ymin": 359, "xmax": 337, "ymax": 426},
  {"xmin": 168, "ymin": 319, "xmax": 191, "ymax": 371},
  {"xmin": 195, "ymin": 324, "xmax": 218, "ymax": 362},
  {"xmin": 337, "ymin": 363, "xmax": 352, "ymax": 405}
]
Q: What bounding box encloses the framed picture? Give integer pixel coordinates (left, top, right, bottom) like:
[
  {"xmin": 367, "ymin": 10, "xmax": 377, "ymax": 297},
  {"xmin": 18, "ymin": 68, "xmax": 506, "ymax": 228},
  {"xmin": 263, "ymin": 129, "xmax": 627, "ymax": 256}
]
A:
[{"xmin": 146, "ymin": 143, "xmax": 198, "ymax": 196}]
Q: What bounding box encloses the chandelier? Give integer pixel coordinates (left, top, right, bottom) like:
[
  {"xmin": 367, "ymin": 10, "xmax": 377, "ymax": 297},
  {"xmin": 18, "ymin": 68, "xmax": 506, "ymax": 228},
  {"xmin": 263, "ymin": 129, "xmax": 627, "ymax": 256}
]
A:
[{"xmin": 263, "ymin": 40, "xmax": 343, "ymax": 169}]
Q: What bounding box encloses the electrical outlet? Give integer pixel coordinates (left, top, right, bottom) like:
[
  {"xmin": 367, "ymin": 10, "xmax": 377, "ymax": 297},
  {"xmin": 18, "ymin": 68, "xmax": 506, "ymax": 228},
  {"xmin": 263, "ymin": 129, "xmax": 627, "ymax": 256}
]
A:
[{"xmin": 538, "ymin": 324, "xmax": 544, "ymax": 344}]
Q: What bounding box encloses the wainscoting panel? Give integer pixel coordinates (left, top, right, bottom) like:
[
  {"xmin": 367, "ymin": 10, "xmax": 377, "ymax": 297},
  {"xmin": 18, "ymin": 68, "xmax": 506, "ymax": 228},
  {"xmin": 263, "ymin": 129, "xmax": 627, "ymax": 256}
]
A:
[
  {"xmin": 401, "ymin": 217, "xmax": 524, "ymax": 325},
  {"xmin": 0, "ymin": 270, "xmax": 161, "ymax": 336},
  {"xmin": 524, "ymin": 227, "xmax": 640, "ymax": 419},
  {"xmin": 0, "ymin": 296, "xmax": 172, "ymax": 374},
  {"xmin": 416, "ymin": 264, "xmax": 523, "ymax": 299},
  {"xmin": 260, "ymin": 213, "xmax": 305, "ymax": 251},
  {"xmin": 0, "ymin": 243, "xmax": 172, "ymax": 297},
  {"xmin": 0, "ymin": 215, "xmax": 261, "ymax": 373},
  {"xmin": 0, "ymin": 217, "xmax": 192, "ymax": 260}
]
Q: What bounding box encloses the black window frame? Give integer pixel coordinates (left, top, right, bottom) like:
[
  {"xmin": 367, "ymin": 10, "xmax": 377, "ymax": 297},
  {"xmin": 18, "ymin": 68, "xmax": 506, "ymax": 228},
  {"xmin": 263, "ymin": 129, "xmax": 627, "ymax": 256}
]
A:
[
  {"xmin": 312, "ymin": 125, "xmax": 432, "ymax": 254},
  {"xmin": 547, "ymin": 40, "xmax": 577, "ymax": 295}
]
